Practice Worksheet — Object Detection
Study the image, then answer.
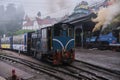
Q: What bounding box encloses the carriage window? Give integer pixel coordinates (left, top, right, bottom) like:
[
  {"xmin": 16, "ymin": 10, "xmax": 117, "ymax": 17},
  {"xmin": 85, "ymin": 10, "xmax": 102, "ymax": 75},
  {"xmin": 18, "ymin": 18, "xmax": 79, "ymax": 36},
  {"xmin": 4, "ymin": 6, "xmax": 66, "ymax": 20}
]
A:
[
  {"xmin": 1, "ymin": 37, "xmax": 10, "ymax": 44},
  {"xmin": 31, "ymin": 38, "xmax": 38, "ymax": 48},
  {"xmin": 42, "ymin": 29, "xmax": 47, "ymax": 38},
  {"xmin": 13, "ymin": 35, "xmax": 24, "ymax": 44}
]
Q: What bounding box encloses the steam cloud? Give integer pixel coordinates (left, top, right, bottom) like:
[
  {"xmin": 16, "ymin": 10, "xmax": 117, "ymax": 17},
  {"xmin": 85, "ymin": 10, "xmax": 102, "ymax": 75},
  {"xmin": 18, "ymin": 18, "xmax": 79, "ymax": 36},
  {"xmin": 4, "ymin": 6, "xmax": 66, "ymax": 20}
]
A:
[
  {"xmin": 47, "ymin": 0, "xmax": 72, "ymax": 13},
  {"xmin": 92, "ymin": 0, "xmax": 120, "ymax": 32}
]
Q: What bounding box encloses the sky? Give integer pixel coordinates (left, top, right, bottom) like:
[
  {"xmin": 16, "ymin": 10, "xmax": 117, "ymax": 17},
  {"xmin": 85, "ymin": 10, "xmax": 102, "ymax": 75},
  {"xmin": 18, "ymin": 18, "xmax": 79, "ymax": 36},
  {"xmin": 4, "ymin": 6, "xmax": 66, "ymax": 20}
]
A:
[{"xmin": 0, "ymin": 0, "xmax": 104, "ymax": 18}]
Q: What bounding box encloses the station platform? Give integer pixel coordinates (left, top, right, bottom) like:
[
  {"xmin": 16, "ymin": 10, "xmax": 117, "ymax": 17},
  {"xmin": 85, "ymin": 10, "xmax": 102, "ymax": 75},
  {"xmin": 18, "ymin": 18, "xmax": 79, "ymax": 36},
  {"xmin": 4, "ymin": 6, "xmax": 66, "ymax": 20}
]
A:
[
  {"xmin": 75, "ymin": 48, "xmax": 120, "ymax": 72},
  {"xmin": 0, "ymin": 61, "xmax": 33, "ymax": 80}
]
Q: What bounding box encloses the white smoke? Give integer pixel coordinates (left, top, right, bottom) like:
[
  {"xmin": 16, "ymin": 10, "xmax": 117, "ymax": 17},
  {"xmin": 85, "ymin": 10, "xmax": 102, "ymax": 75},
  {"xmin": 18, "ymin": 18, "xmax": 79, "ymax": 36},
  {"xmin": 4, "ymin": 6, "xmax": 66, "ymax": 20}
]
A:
[
  {"xmin": 102, "ymin": 0, "xmax": 120, "ymax": 30},
  {"xmin": 92, "ymin": 0, "xmax": 120, "ymax": 32},
  {"xmin": 47, "ymin": 0, "xmax": 71, "ymax": 12}
]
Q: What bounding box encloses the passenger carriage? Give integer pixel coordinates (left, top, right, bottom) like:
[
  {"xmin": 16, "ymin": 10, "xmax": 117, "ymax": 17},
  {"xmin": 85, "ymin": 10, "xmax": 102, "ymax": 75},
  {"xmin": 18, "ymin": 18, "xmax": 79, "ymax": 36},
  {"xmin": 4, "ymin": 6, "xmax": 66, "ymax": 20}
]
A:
[{"xmin": 0, "ymin": 37, "xmax": 12, "ymax": 50}]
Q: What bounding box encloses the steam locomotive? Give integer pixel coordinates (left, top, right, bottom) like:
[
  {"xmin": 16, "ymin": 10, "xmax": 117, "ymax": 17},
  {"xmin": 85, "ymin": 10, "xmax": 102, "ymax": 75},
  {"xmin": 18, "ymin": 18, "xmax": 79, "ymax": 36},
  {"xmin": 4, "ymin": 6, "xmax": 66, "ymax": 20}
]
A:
[
  {"xmin": 0, "ymin": 23, "xmax": 75, "ymax": 65},
  {"xmin": 86, "ymin": 29, "xmax": 120, "ymax": 51}
]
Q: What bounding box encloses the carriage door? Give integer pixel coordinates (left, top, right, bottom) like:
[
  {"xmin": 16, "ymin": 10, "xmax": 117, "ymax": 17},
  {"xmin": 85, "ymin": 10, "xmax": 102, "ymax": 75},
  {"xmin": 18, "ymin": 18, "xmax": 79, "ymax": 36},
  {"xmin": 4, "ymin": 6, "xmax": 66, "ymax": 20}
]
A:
[
  {"xmin": 47, "ymin": 28, "xmax": 52, "ymax": 51},
  {"xmin": 41, "ymin": 28, "xmax": 48, "ymax": 53},
  {"xmin": 10, "ymin": 36, "xmax": 13, "ymax": 49},
  {"xmin": 27, "ymin": 32, "xmax": 32, "ymax": 54}
]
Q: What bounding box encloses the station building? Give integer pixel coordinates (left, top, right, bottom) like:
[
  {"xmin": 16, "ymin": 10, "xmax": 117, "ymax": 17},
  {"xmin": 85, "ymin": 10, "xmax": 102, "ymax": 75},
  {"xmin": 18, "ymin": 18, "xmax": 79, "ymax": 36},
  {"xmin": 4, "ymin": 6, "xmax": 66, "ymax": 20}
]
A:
[
  {"xmin": 61, "ymin": 12, "xmax": 96, "ymax": 47},
  {"xmin": 60, "ymin": 1, "xmax": 97, "ymax": 47}
]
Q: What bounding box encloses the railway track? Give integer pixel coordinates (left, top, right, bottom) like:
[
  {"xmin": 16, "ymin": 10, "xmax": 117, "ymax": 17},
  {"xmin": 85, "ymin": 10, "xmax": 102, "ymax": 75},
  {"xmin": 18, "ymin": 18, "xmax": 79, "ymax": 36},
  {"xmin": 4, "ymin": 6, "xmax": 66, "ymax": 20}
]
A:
[
  {"xmin": 68, "ymin": 59, "xmax": 120, "ymax": 80},
  {"xmin": 1, "ymin": 54, "xmax": 119, "ymax": 80},
  {"xmin": 62, "ymin": 66, "xmax": 108, "ymax": 80},
  {"xmin": 0, "ymin": 54, "xmax": 91, "ymax": 80},
  {"xmin": 75, "ymin": 60, "xmax": 120, "ymax": 75}
]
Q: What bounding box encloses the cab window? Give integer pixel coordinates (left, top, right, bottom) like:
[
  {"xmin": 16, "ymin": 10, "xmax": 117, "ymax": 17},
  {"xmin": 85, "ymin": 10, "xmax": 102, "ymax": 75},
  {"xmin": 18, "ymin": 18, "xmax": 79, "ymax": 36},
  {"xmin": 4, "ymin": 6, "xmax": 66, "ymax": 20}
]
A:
[
  {"xmin": 54, "ymin": 26, "xmax": 62, "ymax": 36},
  {"xmin": 54, "ymin": 24, "xmax": 74, "ymax": 37}
]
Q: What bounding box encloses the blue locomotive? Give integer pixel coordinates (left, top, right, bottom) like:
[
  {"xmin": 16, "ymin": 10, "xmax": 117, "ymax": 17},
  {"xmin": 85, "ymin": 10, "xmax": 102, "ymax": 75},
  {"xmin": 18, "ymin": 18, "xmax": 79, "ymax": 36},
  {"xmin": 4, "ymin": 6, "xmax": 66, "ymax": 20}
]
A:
[
  {"xmin": 0, "ymin": 23, "xmax": 75, "ymax": 65},
  {"xmin": 30, "ymin": 23, "xmax": 75, "ymax": 65},
  {"xmin": 86, "ymin": 29, "xmax": 120, "ymax": 51}
]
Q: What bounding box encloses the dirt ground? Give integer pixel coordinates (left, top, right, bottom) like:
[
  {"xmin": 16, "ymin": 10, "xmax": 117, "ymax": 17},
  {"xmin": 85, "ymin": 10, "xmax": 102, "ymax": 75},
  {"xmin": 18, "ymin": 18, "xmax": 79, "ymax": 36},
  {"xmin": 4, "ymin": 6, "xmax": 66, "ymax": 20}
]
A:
[{"xmin": 75, "ymin": 48, "xmax": 120, "ymax": 71}]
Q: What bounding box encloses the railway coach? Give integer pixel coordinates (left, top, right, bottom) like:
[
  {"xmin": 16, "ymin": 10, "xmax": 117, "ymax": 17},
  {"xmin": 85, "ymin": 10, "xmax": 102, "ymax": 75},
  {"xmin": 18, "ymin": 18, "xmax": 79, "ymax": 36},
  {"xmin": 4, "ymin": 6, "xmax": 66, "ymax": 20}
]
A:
[
  {"xmin": 12, "ymin": 32, "xmax": 33, "ymax": 53},
  {"xmin": 0, "ymin": 32, "xmax": 33, "ymax": 53},
  {"xmin": 0, "ymin": 36, "xmax": 12, "ymax": 50}
]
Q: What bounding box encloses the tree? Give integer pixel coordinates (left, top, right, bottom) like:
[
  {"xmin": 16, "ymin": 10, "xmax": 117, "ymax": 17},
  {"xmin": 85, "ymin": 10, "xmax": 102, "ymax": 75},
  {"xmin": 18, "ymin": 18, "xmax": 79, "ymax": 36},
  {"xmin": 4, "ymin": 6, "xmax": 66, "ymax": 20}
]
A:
[
  {"xmin": 37, "ymin": 11, "xmax": 41, "ymax": 17},
  {"xmin": 5, "ymin": 3, "xmax": 17, "ymax": 34},
  {"xmin": 0, "ymin": 3, "xmax": 25, "ymax": 36},
  {"xmin": 0, "ymin": 5, "xmax": 5, "ymax": 36},
  {"xmin": 16, "ymin": 5, "xmax": 25, "ymax": 29}
]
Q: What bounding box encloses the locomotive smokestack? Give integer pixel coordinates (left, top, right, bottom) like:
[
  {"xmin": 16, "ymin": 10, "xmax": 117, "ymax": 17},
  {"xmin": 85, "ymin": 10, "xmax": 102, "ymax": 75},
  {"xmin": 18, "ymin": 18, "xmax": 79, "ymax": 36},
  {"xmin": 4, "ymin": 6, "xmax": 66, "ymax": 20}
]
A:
[{"xmin": 92, "ymin": 0, "xmax": 120, "ymax": 32}]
